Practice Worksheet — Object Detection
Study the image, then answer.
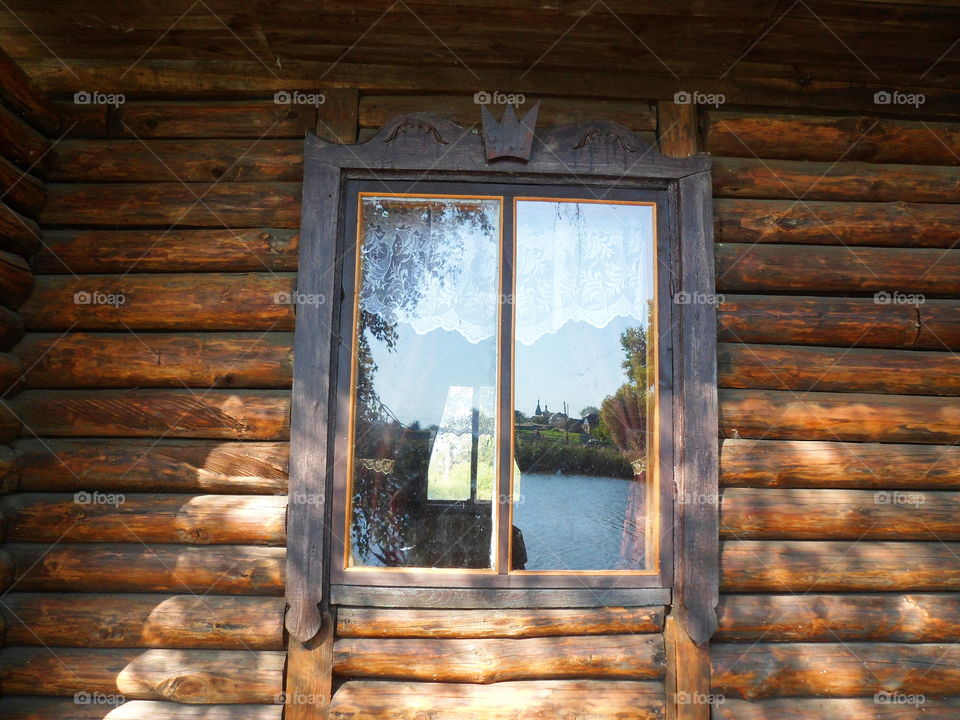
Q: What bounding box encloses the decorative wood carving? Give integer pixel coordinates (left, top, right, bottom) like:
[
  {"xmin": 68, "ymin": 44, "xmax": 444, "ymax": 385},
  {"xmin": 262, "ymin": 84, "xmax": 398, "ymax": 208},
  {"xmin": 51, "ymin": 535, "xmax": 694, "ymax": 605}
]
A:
[{"xmin": 479, "ymin": 101, "xmax": 540, "ymax": 161}]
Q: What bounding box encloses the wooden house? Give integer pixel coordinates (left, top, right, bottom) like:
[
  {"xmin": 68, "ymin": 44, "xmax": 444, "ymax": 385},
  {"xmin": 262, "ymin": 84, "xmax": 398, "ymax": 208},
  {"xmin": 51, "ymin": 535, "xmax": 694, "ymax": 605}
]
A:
[{"xmin": 0, "ymin": 2, "xmax": 957, "ymax": 718}]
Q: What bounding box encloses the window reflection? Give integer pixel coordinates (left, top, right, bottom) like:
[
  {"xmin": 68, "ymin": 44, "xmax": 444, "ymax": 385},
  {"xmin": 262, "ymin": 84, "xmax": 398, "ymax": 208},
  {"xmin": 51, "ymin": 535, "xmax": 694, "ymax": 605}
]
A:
[
  {"xmin": 348, "ymin": 195, "xmax": 500, "ymax": 569},
  {"xmin": 512, "ymin": 199, "xmax": 656, "ymax": 572}
]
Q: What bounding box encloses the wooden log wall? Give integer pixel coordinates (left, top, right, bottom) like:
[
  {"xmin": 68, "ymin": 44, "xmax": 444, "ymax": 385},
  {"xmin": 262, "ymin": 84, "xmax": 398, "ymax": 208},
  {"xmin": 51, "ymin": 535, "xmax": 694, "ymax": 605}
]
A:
[
  {"xmin": 710, "ymin": 108, "xmax": 960, "ymax": 717},
  {"xmin": 1, "ymin": 87, "xmax": 673, "ymax": 720}
]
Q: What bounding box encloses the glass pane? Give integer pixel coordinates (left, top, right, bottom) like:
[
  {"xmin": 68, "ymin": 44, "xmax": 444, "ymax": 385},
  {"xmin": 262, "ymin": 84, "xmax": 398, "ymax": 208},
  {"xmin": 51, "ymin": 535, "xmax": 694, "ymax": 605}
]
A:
[
  {"xmin": 348, "ymin": 195, "xmax": 501, "ymax": 569},
  {"xmin": 512, "ymin": 199, "xmax": 656, "ymax": 571}
]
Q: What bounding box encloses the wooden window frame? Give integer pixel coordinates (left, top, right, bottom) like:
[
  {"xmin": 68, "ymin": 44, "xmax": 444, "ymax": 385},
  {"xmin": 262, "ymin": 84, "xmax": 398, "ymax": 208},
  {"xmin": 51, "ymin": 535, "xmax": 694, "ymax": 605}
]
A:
[{"xmin": 286, "ymin": 114, "xmax": 717, "ymax": 645}]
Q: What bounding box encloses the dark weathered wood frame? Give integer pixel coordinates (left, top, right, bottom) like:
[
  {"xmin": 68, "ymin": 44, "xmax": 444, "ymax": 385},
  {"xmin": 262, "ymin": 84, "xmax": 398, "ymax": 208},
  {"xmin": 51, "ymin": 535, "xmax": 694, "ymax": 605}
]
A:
[{"xmin": 286, "ymin": 113, "xmax": 717, "ymax": 650}]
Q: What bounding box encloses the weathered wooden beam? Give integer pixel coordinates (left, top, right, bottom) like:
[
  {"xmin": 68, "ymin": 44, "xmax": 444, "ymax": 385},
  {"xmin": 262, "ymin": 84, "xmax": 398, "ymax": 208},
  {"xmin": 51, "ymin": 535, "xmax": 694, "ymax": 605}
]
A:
[
  {"xmin": 716, "ymin": 593, "xmax": 960, "ymax": 643},
  {"xmin": 0, "ymin": 647, "xmax": 284, "ymax": 703},
  {"xmin": 0, "ymin": 351, "xmax": 22, "ymax": 395},
  {"xmin": 0, "ymin": 698, "xmax": 283, "ymax": 720},
  {"xmin": 721, "ymin": 541, "xmax": 960, "ymax": 592},
  {"xmin": 49, "ymin": 139, "xmax": 303, "ymax": 183},
  {"xmin": 11, "ymin": 389, "xmax": 291, "ymax": 440},
  {"xmin": 712, "ymin": 157, "xmax": 960, "ymax": 202},
  {"xmin": 718, "ymin": 343, "xmax": 960, "ymax": 395},
  {"xmin": 0, "ymin": 154, "xmax": 44, "ymax": 217},
  {"xmin": 706, "ymin": 110, "xmax": 960, "ymax": 166},
  {"xmin": 0, "ymin": 201, "xmax": 40, "ymax": 257},
  {"xmin": 718, "ymin": 295, "xmax": 960, "ymax": 350},
  {"xmin": 330, "ymin": 584, "xmax": 671, "ymax": 608},
  {"xmin": 15, "ymin": 438, "xmax": 287, "ymax": 494},
  {"xmin": 15, "ymin": 332, "xmax": 293, "ymax": 388},
  {"xmin": 315, "ymin": 88, "xmax": 359, "ymax": 144},
  {"xmin": 7, "ymin": 543, "xmax": 285, "ymax": 594},
  {"xmin": 40, "ymin": 183, "xmax": 300, "ymax": 227},
  {"xmin": 0, "ymin": 102, "xmax": 52, "ymax": 173},
  {"xmin": 0, "ymin": 250, "xmax": 32, "ymax": 308},
  {"xmin": 19, "ymin": 273, "xmax": 296, "ymax": 331},
  {"xmin": 721, "ymin": 488, "xmax": 960, "ymax": 540},
  {"xmin": 329, "ymin": 679, "xmax": 666, "ymax": 719},
  {"xmin": 285, "ymin": 614, "xmax": 334, "ymax": 720},
  {"xmin": 333, "ymin": 635, "xmax": 665, "ymax": 683},
  {"xmin": 712, "ymin": 643, "xmax": 960, "ymax": 699},
  {"xmin": 34, "ymin": 228, "xmax": 298, "ymax": 274},
  {"xmin": 2, "ymin": 493, "xmax": 287, "ymax": 544},
  {"xmin": 714, "ymin": 198, "xmax": 960, "ymax": 248},
  {"xmin": 0, "ymin": 46, "xmax": 60, "ymax": 135},
  {"xmin": 720, "ymin": 389, "xmax": 960, "ymax": 444},
  {"xmin": 720, "ymin": 438, "xmax": 960, "ymax": 489},
  {"xmin": 714, "ymin": 698, "xmax": 960, "ymax": 720},
  {"xmin": 1, "ymin": 593, "xmax": 285, "ymax": 649},
  {"xmin": 336, "ymin": 606, "xmax": 664, "ymax": 638},
  {"xmin": 716, "ymin": 243, "xmax": 960, "ymax": 295}
]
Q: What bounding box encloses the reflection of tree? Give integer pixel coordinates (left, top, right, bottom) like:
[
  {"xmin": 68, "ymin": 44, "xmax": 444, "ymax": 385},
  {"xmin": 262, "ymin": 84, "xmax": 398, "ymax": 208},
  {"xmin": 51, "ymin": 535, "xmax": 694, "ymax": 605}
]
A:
[{"xmin": 600, "ymin": 318, "xmax": 652, "ymax": 473}]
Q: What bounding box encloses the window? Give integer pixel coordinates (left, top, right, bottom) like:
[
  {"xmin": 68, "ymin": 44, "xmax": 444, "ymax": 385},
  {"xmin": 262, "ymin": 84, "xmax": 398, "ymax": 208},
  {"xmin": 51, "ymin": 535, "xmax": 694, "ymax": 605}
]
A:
[{"xmin": 286, "ymin": 116, "xmax": 714, "ymax": 637}]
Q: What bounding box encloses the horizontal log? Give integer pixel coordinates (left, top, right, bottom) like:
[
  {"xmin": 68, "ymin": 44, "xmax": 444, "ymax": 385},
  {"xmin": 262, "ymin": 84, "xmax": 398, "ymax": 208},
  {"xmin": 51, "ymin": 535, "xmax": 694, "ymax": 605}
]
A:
[
  {"xmin": 332, "ymin": 635, "xmax": 665, "ymax": 683},
  {"xmin": 720, "ymin": 389, "xmax": 960, "ymax": 444},
  {"xmin": 714, "ymin": 697, "xmax": 960, "ymax": 720},
  {"xmin": 0, "ymin": 350, "xmax": 22, "ymax": 394},
  {"xmin": 0, "ymin": 249, "xmax": 32, "ymax": 307},
  {"xmin": 330, "ymin": 680, "xmax": 665, "ymax": 719},
  {"xmin": 359, "ymin": 95, "xmax": 656, "ymax": 129},
  {"xmin": 50, "ymin": 140, "xmax": 303, "ymax": 183},
  {"xmin": 330, "ymin": 585, "xmax": 670, "ymax": 609},
  {"xmin": 0, "ymin": 647, "xmax": 284, "ymax": 703},
  {"xmin": 11, "ymin": 389, "xmax": 291, "ymax": 440},
  {"xmin": 2, "ymin": 493, "xmax": 287, "ymax": 545},
  {"xmin": 712, "ymin": 642, "xmax": 960, "ymax": 699},
  {"xmin": 716, "ymin": 243, "xmax": 960, "ymax": 295},
  {"xmin": 721, "ymin": 488, "xmax": 960, "ymax": 540},
  {"xmin": 58, "ymin": 99, "xmax": 317, "ymax": 139},
  {"xmin": 720, "ymin": 438, "xmax": 960, "ymax": 489},
  {"xmin": 0, "ymin": 698, "xmax": 282, "ymax": 720},
  {"xmin": 713, "ymin": 157, "xmax": 960, "ymax": 203},
  {"xmin": 0, "ymin": 443, "xmax": 17, "ymax": 492},
  {"xmin": 2, "ymin": 593, "xmax": 284, "ymax": 649},
  {"xmin": 718, "ymin": 343, "xmax": 960, "ymax": 395},
  {"xmin": 15, "ymin": 438, "xmax": 287, "ymax": 493},
  {"xmin": 15, "ymin": 332, "xmax": 294, "ymax": 388},
  {"xmin": 0, "ymin": 102, "xmax": 52, "ymax": 172},
  {"xmin": 706, "ymin": 111, "xmax": 960, "ymax": 166},
  {"xmin": 0, "ymin": 200, "xmax": 41, "ymax": 256},
  {"xmin": 721, "ymin": 541, "xmax": 960, "ymax": 592},
  {"xmin": 716, "ymin": 593, "xmax": 960, "ymax": 643},
  {"xmin": 0, "ymin": 46, "xmax": 60, "ymax": 135},
  {"xmin": 714, "ymin": 199, "xmax": 960, "ymax": 248},
  {"xmin": 40, "ymin": 183, "xmax": 301, "ymax": 227},
  {"xmin": 7, "ymin": 543, "xmax": 285, "ymax": 594},
  {"xmin": 33, "ymin": 228, "xmax": 298, "ymax": 273},
  {"xmin": 337, "ymin": 606, "xmax": 664, "ymax": 638},
  {"xmin": 19, "ymin": 273, "xmax": 295, "ymax": 331},
  {"xmin": 0, "ymin": 153, "xmax": 44, "ymax": 216},
  {"xmin": 718, "ymin": 296, "xmax": 960, "ymax": 349}
]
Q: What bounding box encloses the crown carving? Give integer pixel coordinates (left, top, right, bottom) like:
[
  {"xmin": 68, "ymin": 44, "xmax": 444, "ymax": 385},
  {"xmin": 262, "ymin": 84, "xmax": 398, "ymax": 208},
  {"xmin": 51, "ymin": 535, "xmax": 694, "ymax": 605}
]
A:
[{"xmin": 479, "ymin": 101, "xmax": 541, "ymax": 162}]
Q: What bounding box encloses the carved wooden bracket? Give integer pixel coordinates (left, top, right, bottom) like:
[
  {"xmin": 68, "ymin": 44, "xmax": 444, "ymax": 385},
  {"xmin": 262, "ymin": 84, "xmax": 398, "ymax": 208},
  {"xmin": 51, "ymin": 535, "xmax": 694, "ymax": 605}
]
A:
[{"xmin": 479, "ymin": 101, "xmax": 540, "ymax": 162}]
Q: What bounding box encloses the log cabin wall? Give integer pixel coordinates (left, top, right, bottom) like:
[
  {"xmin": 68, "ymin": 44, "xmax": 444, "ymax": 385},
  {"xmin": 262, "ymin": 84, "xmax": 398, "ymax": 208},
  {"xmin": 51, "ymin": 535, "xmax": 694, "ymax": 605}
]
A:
[{"xmin": 709, "ymin": 110, "xmax": 960, "ymax": 719}]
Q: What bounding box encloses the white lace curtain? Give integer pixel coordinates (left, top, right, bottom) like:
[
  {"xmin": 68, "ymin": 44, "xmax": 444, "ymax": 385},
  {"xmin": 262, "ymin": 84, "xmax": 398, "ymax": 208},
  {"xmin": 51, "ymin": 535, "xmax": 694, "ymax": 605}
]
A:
[{"xmin": 358, "ymin": 197, "xmax": 655, "ymax": 345}]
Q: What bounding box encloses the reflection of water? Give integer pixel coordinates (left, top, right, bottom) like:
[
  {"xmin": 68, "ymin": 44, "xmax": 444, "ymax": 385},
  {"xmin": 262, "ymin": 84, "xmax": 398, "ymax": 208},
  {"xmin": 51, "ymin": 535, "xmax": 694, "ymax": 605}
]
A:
[{"xmin": 514, "ymin": 472, "xmax": 640, "ymax": 571}]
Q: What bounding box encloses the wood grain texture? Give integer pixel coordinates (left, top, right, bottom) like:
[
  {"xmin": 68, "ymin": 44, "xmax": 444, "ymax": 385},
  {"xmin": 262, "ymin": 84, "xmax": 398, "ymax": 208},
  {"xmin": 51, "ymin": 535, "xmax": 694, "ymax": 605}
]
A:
[
  {"xmin": 333, "ymin": 635, "xmax": 665, "ymax": 682},
  {"xmin": 0, "ymin": 200, "xmax": 41, "ymax": 256},
  {"xmin": 712, "ymin": 642, "xmax": 960, "ymax": 699},
  {"xmin": 19, "ymin": 273, "xmax": 295, "ymax": 331},
  {"xmin": 284, "ymin": 613, "xmax": 334, "ymax": 720},
  {"xmin": 0, "ymin": 698, "xmax": 282, "ymax": 720},
  {"xmin": 15, "ymin": 438, "xmax": 288, "ymax": 494},
  {"xmin": 336, "ymin": 606, "xmax": 664, "ymax": 638},
  {"xmin": 718, "ymin": 343, "xmax": 960, "ymax": 395},
  {"xmin": 720, "ymin": 389, "xmax": 960, "ymax": 444},
  {"xmin": 0, "ymin": 647, "xmax": 284, "ymax": 703},
  {"xmin": 330, "ymin": 584, "xmax": 671, "ymax": 608},
  {"xmin": 11, "ymin": 389, "xmax": 291, "ymax": 439},
  {"xmin": 7, "ymin": 543, "xmax": 285, "ymax": 594},
  {"xmin": 0, "ymin": 101, "xmax": 52, "ymax": 172},
  {"xmin": 0, "ymin": 45, "xmax": 60, "ymax": 135},
  {"xmin": 716, "ymin": 593, "xmax": 960, "ymax": 642},
  {"xmin": 721, "ymin": 488, "xmax": 960, "ymax": 540},
  {"xmin": 40, "ymin": 183, "xmax": 300, "ymax": 227},
  {"xmin": 714, "ymin": 697, "xmax": 960, "ymax": 720},
  {"xmin": 0, "ymin": 153, "xmax": 44, "ymax": 216},
  {"xmin": 716, "ymin": 243, "xmax": 960, "ymax": 295},
  {"xmin": 34, "ymin": 228, "xmax": 299, "ymax": 274},
  {"xmin": 714, "ymin": 198, "xmax": 960, "ymax": 247},
  {"xmin": 2, "ymin": 493, "xmax": 287, "ymax": 544},
  {"xmin": 15, "ymin": 332, "xmax": 293, "ymax": 388},
  {"xmin": 721, "ymin": 541, "xmax": 960, "ymax": 592},
  {"xmin": 720, "ymin": 438, "xmax": 960, "ymax": 489},
  {"xmin": 1, "ymin": 593, "xmax": 285, "ymax": 649},
  {"xmin": 330, "ymin": 679, "xmax": 666, "ymax": 719},
  {"xmin": 0, "ymin": 249, "xmax": 32, "ymax": 307}
]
